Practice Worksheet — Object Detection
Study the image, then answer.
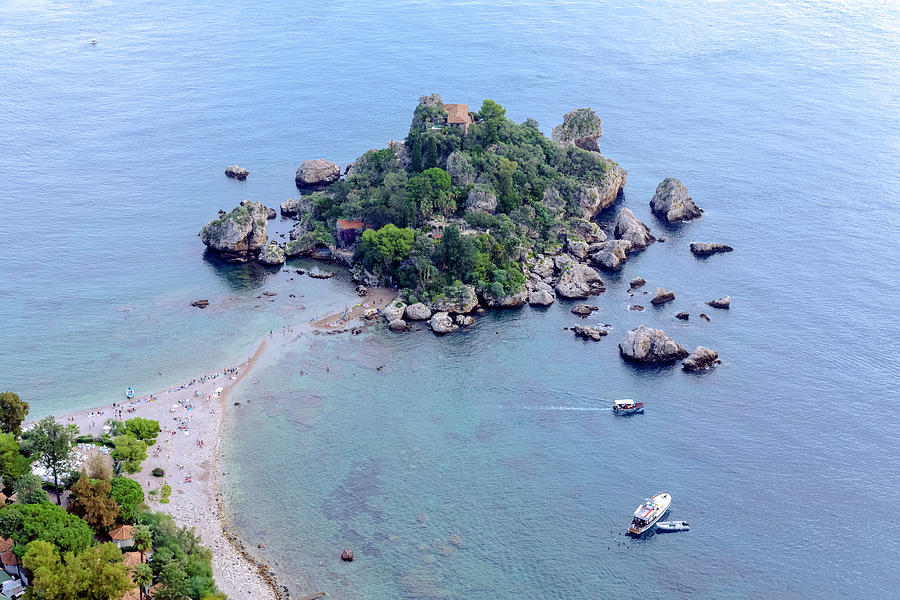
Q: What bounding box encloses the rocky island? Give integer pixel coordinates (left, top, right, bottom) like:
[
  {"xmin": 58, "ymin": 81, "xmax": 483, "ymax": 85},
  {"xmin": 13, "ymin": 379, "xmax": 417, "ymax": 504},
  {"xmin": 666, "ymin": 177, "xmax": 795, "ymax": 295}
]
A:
[{"xmin": 199, "ymin": 94, "xmax": 729, "ymax": 362}]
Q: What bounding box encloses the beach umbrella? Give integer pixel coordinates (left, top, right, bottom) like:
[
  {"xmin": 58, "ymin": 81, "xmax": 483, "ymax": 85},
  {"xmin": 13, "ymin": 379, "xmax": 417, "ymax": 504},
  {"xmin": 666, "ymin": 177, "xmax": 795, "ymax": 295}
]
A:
[
  {"xmin": 215, "ymin": 387, "xmax": 224, "ymax": 394},
  {"xmin": 102, "ymin": 425, "xmax": 111, "ymax": 431}
]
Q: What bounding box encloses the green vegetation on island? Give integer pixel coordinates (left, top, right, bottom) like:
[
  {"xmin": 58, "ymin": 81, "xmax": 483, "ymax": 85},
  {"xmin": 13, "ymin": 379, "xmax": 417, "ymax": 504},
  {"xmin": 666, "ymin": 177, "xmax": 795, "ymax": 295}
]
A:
[{"xmin": 297, "ymin": 95, "xmax": 621, "ymax": 304}]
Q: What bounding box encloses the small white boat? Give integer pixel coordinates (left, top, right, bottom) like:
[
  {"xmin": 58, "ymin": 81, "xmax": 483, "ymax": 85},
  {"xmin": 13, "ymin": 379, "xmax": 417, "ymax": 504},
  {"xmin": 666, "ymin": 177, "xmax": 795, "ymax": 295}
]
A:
[
  {"xmin": 125, "ymin": 387, "xmax": 134, "ymax": 399},
  {"xmin": 628, "ymin": 492, "xmax": 671, "ymax": 535},
  {"xmin": 613, "ymin": 398, "xmax": 645, "ymax": 415},
  {"xmin": 656, "ymin": 520, "xmax": 690, "ymax": 532}
]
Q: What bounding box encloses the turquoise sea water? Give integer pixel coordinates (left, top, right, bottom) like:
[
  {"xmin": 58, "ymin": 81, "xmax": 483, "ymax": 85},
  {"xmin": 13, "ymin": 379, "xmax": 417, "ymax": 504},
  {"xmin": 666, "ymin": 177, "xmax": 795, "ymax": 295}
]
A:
[{"xmin": 2, "ymin": 1, "xmax": 900, "ymax": 598}]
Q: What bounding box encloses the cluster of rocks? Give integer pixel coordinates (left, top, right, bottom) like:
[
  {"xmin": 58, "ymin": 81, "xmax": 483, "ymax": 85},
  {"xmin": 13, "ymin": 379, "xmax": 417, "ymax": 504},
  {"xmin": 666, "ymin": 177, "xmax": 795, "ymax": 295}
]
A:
[
  {"xmin": 384, "ymin": 289, "xmax": 482, "ymax": 335},
  {"xmin": 573, "ymin": 324, "xmax": 607, "ymax": 341},
  {"xmin": 618, "ymin": 325, "xmax": 721, "ymax": 372},
  {"xmin": 198, "ymin": 200, "xmax": 270, "ymax": 263}
]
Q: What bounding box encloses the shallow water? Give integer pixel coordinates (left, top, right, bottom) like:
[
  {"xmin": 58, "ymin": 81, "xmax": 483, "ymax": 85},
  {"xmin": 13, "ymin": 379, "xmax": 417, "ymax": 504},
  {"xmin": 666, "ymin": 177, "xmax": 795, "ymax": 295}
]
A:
[{"xmin": 3, "ymin": 0, "xmax": 900, "ymax": 598}]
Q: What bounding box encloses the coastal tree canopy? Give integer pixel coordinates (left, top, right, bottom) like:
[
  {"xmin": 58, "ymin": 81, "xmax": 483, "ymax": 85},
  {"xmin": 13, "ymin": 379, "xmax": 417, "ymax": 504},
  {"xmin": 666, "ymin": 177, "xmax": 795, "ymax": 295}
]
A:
[
  {"xmin": 110, "ymin": 476, "xmax": 145, "ymax": 523},
  {"xmin": 28, "ymin": 416, "xmax": 76, "ymax": 505},
  {"xmin": 13, "ymin": 473, "xmax": 50, "ymax": 505},
  {"xmin": 23, "ymin": 540, "xmax": 131, "ymax": 600},
  {"xmin": 0, "ymin": 432, "xmax": 30, "ymax": 486},
  {"xmin": 0, "ymin": 502, "xmax": 94, "ymax": 555},
  {"xmin": 124, "ymin": 417, "xmax": 160, "ymax": 446},
  {"xmin": 67, "ymin": 475, "xmax": 120, "ymax": 532},
  {"xmin": 111, "ymin": 434, "xmax": 147, "ymax": 474},
  {"xmin": 0, "ymin": 391, "xmax": 29, "ymax": 438}
]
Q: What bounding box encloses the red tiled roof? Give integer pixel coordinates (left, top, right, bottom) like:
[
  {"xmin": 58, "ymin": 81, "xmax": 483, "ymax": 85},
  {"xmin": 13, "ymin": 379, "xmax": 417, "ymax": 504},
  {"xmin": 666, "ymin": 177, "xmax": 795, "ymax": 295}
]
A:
[
  {"xmin": 110, "ymin": 524, "xmax": 134, "ymax": 541},
  {"xmin": 0, "ymin": 538, "xmax": 12, "ymax": 553},
  {"xmin": 337, "ymin": 219, "xmax": 365, "ymax": 230},
  {"xmin": 444, "ymin": 103, "xmax": 470, "ymax": 124},
  {"xmin": 123, "ymin": 551, "xmax": 144, "ymax": 568},
  {"xmin": 1, "ymin": 548, "xmax": 19, "ymax": 566}
]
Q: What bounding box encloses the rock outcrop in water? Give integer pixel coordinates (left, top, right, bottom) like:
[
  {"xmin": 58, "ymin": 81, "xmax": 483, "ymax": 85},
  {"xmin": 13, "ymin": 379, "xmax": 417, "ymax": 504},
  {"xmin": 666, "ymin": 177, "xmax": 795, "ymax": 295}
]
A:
[
  {"xmin": 573, "ymin": 324, "xmax": 607, "ymax": 341},
  {"xmin": 257, "ymin": 241, "xmax": 285, "ymax": 266},
  {"xmin": 690, "ymin": 242, "xmax": 733, "ymax": 256},
  {"xmin": 198, "ymin": 200, "xmax": 268, "ymax": 263},
  {"xmin": 707, "ymin": 296, "xmax": 731, "ymax": 309},
  {"xmin": 650, "ymin": 287, "xmax": 676, "ymax": 305},
  {"xmin": 295, "ymin": 159, "xmax": 340, "ymax": 189},
  {"xmin": 619, "ymin": 325, "xmax": 689, "ymax": 363},
  {"xmin": 429, "ymin": 312, "xmax": 459, "ymax": 334},
  {"xmin": 224, "ymin": 165, "xmax": 249, "ymax": 180},
  {"xmin": 682, "ymin": 346, "xmax": 720, "ymax": 371},
  {"xmin": 650, "ymin": 178, "xmax": 702, "ymax": 223},
  {"xmin": 613, "ymin": 207, "xmax": 655, "ymax": 250},
  {"xmin": 555, "ymin": 263, "xmax": 605, "ymax": 299},
  {"xmin": 590, "ymin": 240, "xmax": 632, "ymax": 272}
]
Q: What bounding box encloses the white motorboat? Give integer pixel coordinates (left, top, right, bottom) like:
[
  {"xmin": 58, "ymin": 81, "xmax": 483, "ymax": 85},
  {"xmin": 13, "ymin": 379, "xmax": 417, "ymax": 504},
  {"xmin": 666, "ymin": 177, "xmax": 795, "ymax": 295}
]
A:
[
  {"xmin": 628, "ymin": 492, "xmax": 671, "ymax": 535},
  {"xmin": 656, "ymin": 520, "xmax": 690, "ymax": 532},
  {"xmin": 613, "ymin": 398, "xmax": 645, "ymax": 415}
]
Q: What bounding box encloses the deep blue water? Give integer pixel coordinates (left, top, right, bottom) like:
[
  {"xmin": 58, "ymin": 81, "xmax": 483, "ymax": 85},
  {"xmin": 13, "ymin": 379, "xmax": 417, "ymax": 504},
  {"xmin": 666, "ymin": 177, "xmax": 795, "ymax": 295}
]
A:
[{"xmin": 2, "ymin": 1, "xmax": 900, "ymax": 598}]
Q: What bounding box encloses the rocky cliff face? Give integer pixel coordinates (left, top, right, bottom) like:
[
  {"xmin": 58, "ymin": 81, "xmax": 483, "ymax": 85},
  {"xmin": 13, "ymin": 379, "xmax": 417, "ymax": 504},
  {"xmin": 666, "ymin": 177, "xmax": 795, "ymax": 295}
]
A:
[
  {"xmin": 552, "ymin": 108, "xmax": 603, "ymax": 152},
  {"xmin": 198, "ymin": 200, "xmax": 268, "ymax": 263}
]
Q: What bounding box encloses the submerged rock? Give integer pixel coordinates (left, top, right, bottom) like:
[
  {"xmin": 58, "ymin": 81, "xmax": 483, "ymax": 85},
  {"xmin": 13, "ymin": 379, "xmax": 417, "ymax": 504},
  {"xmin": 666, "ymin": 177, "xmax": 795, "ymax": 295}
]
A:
[
  {"xmin": 707, "ymin": 296, "xmax": 731, "ymax": 309},
  {"xmin": 573, "ymin": 324, "xmax": 608, "ymax": 341},
  {"xmin": 618, "ymin": 325, "xmax": 689, "ymax": 363},
  {"xmin": 571, "ymin": 304, "xmax": 598, "ymax": 317},
  {"xmin": 650, "ymin": 287, "xmax": 676, "ymax": 305},
  {"xmin": 630, "ymin": 277, "xmax": 646, "ymax": 289},
  {"xmin": 224, "ymin": 165, "xmax": 249, "ymax": 180},
  {"xmin": 388, "ymin": 319, "xmax": 410, "ymax": 332},
  {"xmin": 682, "ymin": 346, "xmax": 720, "ymax": 371},
  {"xmin": 629, "ymin": 304, "xmax": 645, "ymax": 311},
  {"xmin": 190, "ymin": 299, "xmax": 209, "ymax": 309},
  {"xmin": 690, "ymin": 242, "xmax": 733, "ymax": 256},
  {"xmin": 295, "ymin": 159, "xmax": 340, "ymax": 189},
  {"xmin": 341, "ymin": 549, "xmax": 355, "ymax": 562},
  {"xmin": 675, "ymin": 311, "xmax": 690, "ymax": 320},
  {"xmin": 613, "ymin": 208, "xmax": 655, "ymax": 250},
  {"xmin": 650, "ymin": 178, "xmax": 702, "ymax": 223}
]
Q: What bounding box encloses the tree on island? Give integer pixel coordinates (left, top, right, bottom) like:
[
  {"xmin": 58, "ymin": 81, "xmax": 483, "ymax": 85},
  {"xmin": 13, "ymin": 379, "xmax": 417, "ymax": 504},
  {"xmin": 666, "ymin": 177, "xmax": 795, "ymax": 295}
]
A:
[
  {"xmin": 0, "ymin": 432, "xmax": 30, "ymax": 487},
  {"xmin": 0, "ymin": 391, "xmax": 29, "ymax": 438},
  {"xmin": 477, "ymin": 99, "xmax": 507, "ymax": 145},
  {"xmin": 23, "ymin": 540, "xmax": 131, "ymax": 600},
  {"xmin": 111, "ymin": 434, "xmax": 147, "ymax": 474},
  {"xmin": 29, "ymin": 416, "xmax": 76, "ymax": 505},
  {"xmin": 67, "ymin": 475, "xmax": 120, "ymax": 532},
  {"xmin": 12, "ymin": 473, "xmax": 49, "ymax": 505}
]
